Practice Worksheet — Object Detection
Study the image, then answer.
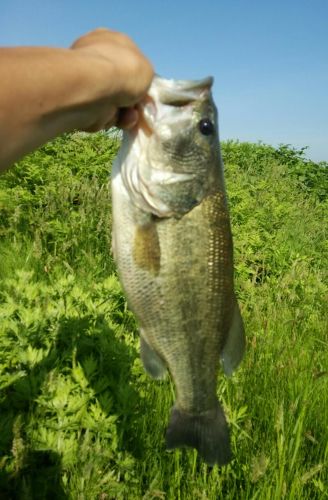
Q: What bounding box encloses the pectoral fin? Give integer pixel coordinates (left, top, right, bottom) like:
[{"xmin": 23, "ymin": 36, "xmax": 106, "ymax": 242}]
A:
[
  {"xmin": 133, "ymin": 220, "xmax": 161, "ymax": 276},
  {"xmin": 221, "ymin": 300, "xmax": 246, "ymax": 376},
  {"xmin": 140, "ymin": 333, "xmax": 167, "ymax": 380}
]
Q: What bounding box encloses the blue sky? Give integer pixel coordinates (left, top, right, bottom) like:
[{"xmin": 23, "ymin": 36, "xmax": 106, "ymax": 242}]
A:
[{"xmin": 1, "ymin": 0, "xmax": 327, "ymax": 162}]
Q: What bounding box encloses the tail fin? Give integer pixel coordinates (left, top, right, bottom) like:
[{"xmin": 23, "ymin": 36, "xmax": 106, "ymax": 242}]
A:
[{"xmin": 165, "ymin": 403, "xmax": 231, "ymax": 466}]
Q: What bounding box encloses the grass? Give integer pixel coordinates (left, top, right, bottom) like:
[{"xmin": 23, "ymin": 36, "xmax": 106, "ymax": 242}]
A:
[{"xmin": 0, "ymin": 133, "xmax": 327, "ymax": 499}]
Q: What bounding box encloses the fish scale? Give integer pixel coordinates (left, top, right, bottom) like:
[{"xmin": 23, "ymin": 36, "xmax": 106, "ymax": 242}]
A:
[{"xmin": 112, "ymin": 75, "xmax": 245, "ymax": 465}]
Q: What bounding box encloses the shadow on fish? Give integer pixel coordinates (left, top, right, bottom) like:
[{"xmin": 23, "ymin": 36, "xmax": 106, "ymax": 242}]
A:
[{"xmin": 111, "ymin": 75, "xmax": 246, "ymax": 466}]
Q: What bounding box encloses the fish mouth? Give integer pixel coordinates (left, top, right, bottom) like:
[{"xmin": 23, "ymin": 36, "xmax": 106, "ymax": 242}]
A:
[
  {"xmin": 138, "ymin": 96, "xmax": 157, "ymax": 136},
  {"xmin": 139, "ymin": 75, "xmax": 214, "ymax": 134},
  {"xmin": 153, "ymin": 75, "xmax": 214, "ymax": 90},
  {"xmin": 152, "ymin": 75, "xmax": 213, "ymax": 105}
]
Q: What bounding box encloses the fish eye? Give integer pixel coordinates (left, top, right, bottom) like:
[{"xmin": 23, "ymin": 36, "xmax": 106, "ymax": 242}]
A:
[{"xmin": 198, "ymin": 118, "xmax": 215, "ymax": 136}]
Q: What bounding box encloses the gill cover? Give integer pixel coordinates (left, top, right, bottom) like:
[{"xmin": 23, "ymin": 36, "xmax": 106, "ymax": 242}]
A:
[{"xmin": 115, "ymin": 76, "xmax": 215, "ymax": 218}]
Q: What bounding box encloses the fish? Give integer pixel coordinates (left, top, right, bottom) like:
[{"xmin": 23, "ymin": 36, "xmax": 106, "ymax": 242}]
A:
[{"xmin": 111, "ymin": 75, "xmax": 245, "ymax": 466}]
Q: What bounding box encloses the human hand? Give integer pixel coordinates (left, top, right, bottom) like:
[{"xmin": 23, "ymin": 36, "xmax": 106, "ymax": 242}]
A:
[
  {"xmin": 70, "ymin": 28, "xmax": 154, "ymax": 131},
  {"xmin": 0, "ymin": 28, "xmax": 153, "ymax": 171}
]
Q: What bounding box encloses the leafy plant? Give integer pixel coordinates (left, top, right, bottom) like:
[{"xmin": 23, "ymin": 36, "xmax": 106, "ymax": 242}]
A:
[{"xmin": 0, "ymin": 134, "xmax": 327, "ymax": 498}]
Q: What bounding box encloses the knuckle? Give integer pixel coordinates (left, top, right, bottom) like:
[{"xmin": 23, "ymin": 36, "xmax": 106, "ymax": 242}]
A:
[
  {"xmin": 112, "ymin": 31, "xmax": 133, "ymax": 44},
  {"xmin": 93, "ymin": 27, "xmax": 110, "ymax": 34}
]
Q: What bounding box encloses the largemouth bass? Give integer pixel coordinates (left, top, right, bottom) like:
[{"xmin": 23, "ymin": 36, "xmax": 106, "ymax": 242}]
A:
[{"xmin": 111, "ymin": 76, "xmax": 245, "ymax": 465}]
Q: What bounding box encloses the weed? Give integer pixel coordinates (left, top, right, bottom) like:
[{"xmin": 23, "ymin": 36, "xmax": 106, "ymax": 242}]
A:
[{"xmin": 0, "ymin": 134, "xmax": 327, "ymax": 498}]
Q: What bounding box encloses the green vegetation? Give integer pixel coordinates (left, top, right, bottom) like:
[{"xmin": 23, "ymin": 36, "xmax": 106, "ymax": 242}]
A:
[{"xmin": 0, "ymin": 133, "xmax": 327, "ymax": 499}]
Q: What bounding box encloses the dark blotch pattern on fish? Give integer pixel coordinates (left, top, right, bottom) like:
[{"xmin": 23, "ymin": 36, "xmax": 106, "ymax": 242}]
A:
[{"xmin": 133, "ymin": 221, "xmax": 161, "ymax": 276}]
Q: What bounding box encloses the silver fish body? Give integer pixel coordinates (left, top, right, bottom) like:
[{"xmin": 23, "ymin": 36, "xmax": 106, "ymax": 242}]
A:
[{"xmin": 111, "ymin": 76, "xmax": 245, "ymax": 465}]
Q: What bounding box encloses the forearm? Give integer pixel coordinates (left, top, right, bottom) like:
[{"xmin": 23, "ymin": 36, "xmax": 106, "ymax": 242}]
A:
[
  {"xmin": 0, "ymin": 30, "xmax": 153, "ymax": 172},
  {"xmin": 0, "ymin": 47, "xmax": 116, "ymax": 171}
]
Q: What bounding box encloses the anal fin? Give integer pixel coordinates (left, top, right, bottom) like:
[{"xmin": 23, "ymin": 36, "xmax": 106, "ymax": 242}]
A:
[
  {"xmin": 221, "ymin": 300, "xmax": 246, "ymax": 376},
  {"xmin": 140, "ymin": 334, "xmax": 167, "ymax": 380}
]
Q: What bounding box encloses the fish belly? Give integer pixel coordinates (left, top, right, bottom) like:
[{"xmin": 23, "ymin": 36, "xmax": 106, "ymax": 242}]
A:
[
  {"xmin": 112, "ymin": 174, "xmax": 238, "ymax": 465},
  {"xmin": 113, "ymin": 177, "xmax": 234, "ymax": 412}
]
